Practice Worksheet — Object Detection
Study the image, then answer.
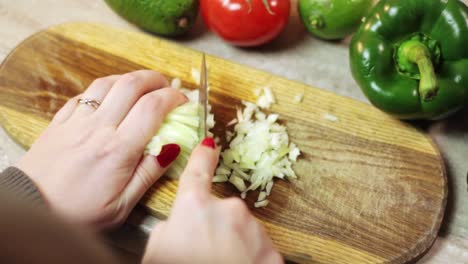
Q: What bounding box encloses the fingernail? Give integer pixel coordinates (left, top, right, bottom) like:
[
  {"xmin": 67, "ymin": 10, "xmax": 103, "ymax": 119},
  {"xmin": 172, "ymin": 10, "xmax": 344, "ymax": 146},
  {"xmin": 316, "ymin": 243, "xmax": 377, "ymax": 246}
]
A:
[
  {"xmin": 156, "ymin": 144, "xmax": 181, "ymax": 168},
  {"xmin": 201, "ymin": 137, "xmax": 216, "ymax": 149}
]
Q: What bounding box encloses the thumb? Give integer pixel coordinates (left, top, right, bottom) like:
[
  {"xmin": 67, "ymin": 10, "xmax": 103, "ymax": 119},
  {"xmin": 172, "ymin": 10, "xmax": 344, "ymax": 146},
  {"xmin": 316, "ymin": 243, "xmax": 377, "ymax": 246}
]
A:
[
  {"xmin": 122, "ymin": 144, "xmax": 181, "ymax": 209},
  {"xmin": 143, "ymin": 221, "xmax": 168, "ymax": 263},
  {"xmin": 176, "ymin": 137, "xmax": 220, "ymax": 199}
]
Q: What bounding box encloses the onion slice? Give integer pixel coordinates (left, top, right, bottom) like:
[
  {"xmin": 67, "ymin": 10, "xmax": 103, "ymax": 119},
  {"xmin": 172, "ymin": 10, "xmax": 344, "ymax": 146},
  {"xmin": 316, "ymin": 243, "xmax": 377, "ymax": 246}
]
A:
[{"xmin": 145, "ymin": 79, "xmax": 215, "ymax": 179}]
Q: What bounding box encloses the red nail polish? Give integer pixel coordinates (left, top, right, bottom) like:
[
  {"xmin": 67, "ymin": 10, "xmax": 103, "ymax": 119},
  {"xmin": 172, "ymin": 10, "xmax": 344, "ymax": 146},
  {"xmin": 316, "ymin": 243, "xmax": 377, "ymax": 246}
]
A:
[
  {"xmin": 201, "ymin": 137, "xmax": 216, "ymax": 149},
  {"xmin": 156, "ymin": 144, "xmax": 181, "ymax": 168}
]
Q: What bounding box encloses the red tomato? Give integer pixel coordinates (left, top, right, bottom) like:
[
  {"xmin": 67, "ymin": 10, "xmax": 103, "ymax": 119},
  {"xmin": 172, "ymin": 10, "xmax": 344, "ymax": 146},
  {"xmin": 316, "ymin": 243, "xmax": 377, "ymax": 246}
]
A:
[{"xmin": 201, "ymin": 0, "xmax": 291, "ymax": 47}]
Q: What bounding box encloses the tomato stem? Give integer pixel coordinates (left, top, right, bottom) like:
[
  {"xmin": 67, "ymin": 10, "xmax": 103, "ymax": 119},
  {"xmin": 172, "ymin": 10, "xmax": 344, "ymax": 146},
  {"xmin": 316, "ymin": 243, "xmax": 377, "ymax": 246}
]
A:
[
  {"xmin": 245, "ymin": 0, "xmax": 275, "ymax": 15},
  {"xmin": 245, "ymin": 0, "xmax": 252, "ymax": 14},
  {"xmin": 262, "ymin": 0, "xmax": 275, "ymax": 15}
]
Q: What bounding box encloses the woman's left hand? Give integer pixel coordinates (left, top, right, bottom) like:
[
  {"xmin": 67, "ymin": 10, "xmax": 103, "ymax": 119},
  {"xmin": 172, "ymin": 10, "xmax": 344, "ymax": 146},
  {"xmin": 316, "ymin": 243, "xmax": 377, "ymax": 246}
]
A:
[{"xmin": 17, "ymin": 70, "xmax": 187, "ymax": 230}]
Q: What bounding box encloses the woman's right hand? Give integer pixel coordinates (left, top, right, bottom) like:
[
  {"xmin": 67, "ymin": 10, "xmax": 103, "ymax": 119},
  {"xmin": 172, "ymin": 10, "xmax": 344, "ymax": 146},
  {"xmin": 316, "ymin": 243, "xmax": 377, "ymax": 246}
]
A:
[{"xmin": 143, "ymin": 138, "xmax": 284, "ymax": 264}]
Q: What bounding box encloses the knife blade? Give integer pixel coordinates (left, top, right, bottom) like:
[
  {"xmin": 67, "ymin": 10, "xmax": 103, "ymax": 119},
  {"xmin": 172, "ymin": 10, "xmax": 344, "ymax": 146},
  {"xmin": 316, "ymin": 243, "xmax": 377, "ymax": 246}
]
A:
[{"xmin": 198, "ymin": 53, "xmax": 208, "ymax": 140}]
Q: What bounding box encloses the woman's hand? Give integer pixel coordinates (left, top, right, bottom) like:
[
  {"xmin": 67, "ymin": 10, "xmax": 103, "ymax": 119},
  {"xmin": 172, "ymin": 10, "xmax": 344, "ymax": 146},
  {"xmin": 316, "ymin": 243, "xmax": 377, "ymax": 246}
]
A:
[
  {"xmin": 17, "ymin": 70, "xmax": 187, "ymax": 230},
  {"xmin": 143, "ymin": 139, "xmax": 284, "ymax": 264}
]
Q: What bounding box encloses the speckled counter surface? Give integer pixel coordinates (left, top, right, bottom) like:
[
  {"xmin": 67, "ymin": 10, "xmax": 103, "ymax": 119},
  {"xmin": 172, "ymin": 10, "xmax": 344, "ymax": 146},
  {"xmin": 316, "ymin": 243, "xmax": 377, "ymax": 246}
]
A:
[{"xmin": 0, "ymin": 1, "xmax": 466, "ymax": 263}]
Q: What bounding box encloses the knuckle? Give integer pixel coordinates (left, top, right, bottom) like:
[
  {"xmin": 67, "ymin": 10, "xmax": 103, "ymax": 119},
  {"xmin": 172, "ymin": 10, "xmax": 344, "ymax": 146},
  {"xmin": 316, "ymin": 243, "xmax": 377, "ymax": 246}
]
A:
[
  {"xmin": 148, "ymin": 70, "xmax": 164, "ymax": 79},
  {"xmin": 143, "ymin": 70, "xmax": 168, "ymax": 84},
  {"xmin": 135, "ymin": 165, "xmax": 155, "ymax": 190},
  {"xmin": 98, "ymin": 137, "xmax": 124, "ymax": 159},
  {"xmin": 178, "ymin": 190, "xmax": 207, "ymax": 208},
  {"xmin": 192, "ymin": 170, "xmax": 212, "ymax": 184},
  {"xmin": 224, "ymin": 198, "xmax": 251, "ymax": 230},
  {"xmin": 189, "ymin": 190, "xmax": 207, "ymax": 205},
  {"xmin": 91, "ymin": 77, "xmax": 114, "ymax": 89},
  {"xmin": 162, "ymin": 88, "xmax": 187, "ymax": 103},
  {"xmin": 68, "ymin": 93, "xmax": 82, "ymax": 104},
  {"xmin": 139, "ymin": 92, "xmax": 164, "ymax": 112},
  {"xmin": 118, "ymin": 72, "xmax": 141, "ymax": 88},
  {"xmin": 225, "ymin": 197, "xmax": 248, "ymax": 212}
]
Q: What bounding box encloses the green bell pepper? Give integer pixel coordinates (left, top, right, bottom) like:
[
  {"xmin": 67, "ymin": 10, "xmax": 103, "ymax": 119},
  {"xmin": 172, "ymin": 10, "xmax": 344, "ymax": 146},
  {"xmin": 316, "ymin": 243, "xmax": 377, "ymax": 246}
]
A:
[{"xmin": 350, "ymin": 0, "xmax": 468, "ymax": 120}]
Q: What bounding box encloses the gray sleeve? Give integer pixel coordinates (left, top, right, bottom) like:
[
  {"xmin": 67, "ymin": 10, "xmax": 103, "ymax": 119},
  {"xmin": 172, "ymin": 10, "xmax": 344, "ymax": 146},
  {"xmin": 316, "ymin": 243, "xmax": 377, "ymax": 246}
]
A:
[{"xmin": 0, "ymin": 166, "xmax": 43, "ymax": 205}]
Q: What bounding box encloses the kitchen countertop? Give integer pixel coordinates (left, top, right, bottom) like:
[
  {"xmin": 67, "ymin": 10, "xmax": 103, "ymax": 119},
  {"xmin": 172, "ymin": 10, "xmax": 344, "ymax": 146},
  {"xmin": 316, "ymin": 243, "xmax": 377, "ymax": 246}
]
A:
[{"xmin": 0, "ymin": 1, "xmax": 466, "ymax": 263}]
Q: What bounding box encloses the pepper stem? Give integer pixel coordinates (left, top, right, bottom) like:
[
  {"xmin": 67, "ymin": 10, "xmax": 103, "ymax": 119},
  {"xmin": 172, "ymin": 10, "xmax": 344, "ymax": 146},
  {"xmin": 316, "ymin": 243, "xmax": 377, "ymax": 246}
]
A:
[{"xmin": 401, "ymin": 40, "xmax": 438, "ymax": 101}]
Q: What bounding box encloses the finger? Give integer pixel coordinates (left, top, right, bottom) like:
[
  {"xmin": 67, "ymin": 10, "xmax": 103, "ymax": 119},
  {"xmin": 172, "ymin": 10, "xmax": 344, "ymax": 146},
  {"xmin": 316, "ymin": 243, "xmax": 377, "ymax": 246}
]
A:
[
  {"xmin": 143, "ymin": 221, "xmax": 167, "ymax": 263},
  {"xmin": 120, "ymin": 144, "xmax": 181, "ymax": 210},
  {"xmin": 117, "ymin": 88, "xmax": 187, "ymax": 153},
  {"xmin": 73, "ymin": 75, "xmax": 121, "ymax": 117},
  {"xmin": 150, "ymin": 221, "xmax": 166, "ymax": 237},
  {"xmin": 259, "ymin": 251, "xmax": 284, "ymax": 264},
  {"xmin": 50, "ymin": 94, "xmax": 81, "ymax": 126},
  {"xmin": 176, "ymin": 138, "xmax": 220, "ymax": 198},
  {"xmin": 95, "ymin": 70, "xmax": 169, "ymax": 126},
  {"xmin": 250, "ymin": 221, "xmax": 283, "ymax": 264}
]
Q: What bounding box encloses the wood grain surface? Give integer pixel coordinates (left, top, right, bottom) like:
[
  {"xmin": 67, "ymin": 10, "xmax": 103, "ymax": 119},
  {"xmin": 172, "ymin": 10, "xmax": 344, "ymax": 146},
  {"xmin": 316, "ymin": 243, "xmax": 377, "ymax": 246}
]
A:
[{"xmin": 0, "ymin": 22, "xmax": 447, "ymax": 264}]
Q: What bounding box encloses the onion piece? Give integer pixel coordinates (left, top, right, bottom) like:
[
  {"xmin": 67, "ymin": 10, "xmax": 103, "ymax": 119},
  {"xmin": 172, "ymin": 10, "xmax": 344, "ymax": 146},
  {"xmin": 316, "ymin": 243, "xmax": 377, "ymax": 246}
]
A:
[
  {"xmin": 191, "ymin": 68, "xmax": 200, "ymax": 85},
  {"xmin": 241, "ymin": 192, "xmax": 247, "ymax": 199},
  {"xmin": 171, "ymin": 78, "xmax": 182, "ymax": 89},
  {"xmin": 266, "ymin": 181, "xmax": 274, "ymax": 196},
  {"xmin": 216, "ymin": 164, "xmax": 231, "ymax": 175},
  {"xmin": 258, "ymin": 191, "xmax": 267, "ymax": 202},
  {"xmin": 256, "ymin": 87, "xmax": 276, "ymax": 109},
  {"xmin": 254, "ymin": 88, "xmax": 262, "ymax": 97},
  {"xmin": 213, "ymin": 175, "xmax": 229, "ymax": 183},
  {"xmin": 254, "ymin": 200, "xmax": 269, "ymax": 208},
  {"xmin": 226, "ymin": 118, "xmax": 238, "ymax": 127},
  {"xmin": 323, "ymin": 113, "xmax": 339, "ymax": 122},
  {"xmin": 229, "ymin": 175, "xmax": 247, "ymax": 192},
  {"xmin": 294, "ymin": 93, "xmax": 304, "ymax": 103}
]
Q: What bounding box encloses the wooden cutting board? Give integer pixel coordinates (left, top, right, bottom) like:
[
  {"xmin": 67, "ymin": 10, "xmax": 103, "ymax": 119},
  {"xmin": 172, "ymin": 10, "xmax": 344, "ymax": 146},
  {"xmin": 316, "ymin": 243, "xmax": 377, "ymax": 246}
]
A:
[{"xmin": 0, "ymin": 22, "xmax": 446, "ymax": 264}]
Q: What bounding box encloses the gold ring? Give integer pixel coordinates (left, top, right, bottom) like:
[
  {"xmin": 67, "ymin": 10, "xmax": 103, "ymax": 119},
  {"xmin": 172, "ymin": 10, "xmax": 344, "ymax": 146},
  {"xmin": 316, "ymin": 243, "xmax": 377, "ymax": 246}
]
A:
[{"xmin": 78, "ymin": 98, "xmax": 101, "ymax": 109}]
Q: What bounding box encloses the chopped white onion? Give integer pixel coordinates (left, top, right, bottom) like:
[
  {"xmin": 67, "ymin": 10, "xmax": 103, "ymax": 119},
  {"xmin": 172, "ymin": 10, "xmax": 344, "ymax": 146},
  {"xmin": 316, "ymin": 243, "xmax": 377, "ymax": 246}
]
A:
[
  {"xmin": 323, "ymin": 113, "xmax": 339, "ymax": 122},
  {"xmin": 254, "ymin": 200, "xmax": 269, "ymax": 208},
  {"xmin": 213, "ymin": 175, "xmax": 229, "ymax": 183},
  {"xmin": 226, "ymin": 131, "xmax": 234, "ymax": 142},
  {"xmin": 258, "ymin": 191, "xmax": 267, "ymax": 202},
  {"xmin": 254, "ymin": 88, "xmax": 262, "ymax": 97},
  {"xmin": 266, "ymin": 181, "xmax": 274, "ymax": 196},
  {"xmin": 294, "ymin": 93, "xmax": 304, "ymax": 103},
  {"xmin": 171, "ymin": 78, "xmax": 182, "ymax": 89},
  {"xmin": 226, "ymin": 118, "xmax": 238, "ymax": 127},
  {"xmin": 229, "ymin": 175, "xmax": 247, "ymax": 192},
  {"xmin": 289, "ymin": 143, "xmax": 301, "ymax": 162},
  {"xmin": 256, "ymin": 87, "xmax": 276, "ymax": 109},
  {"xmin": 218, "ymin": 98, "xmax": 300, "ymax": 206},
  {"xmin": 191, "ymin": 68, "xmax": 201, "ymax": 85},
  {"xmin": 264, "ymin": 87, "xmax": 276, "ymax": 104},
  {"xmin": 241, "ymin": 192, "xmax": 247, "ymax": 199},
  {"xmin": 236, "ymin": 106, "xmax": 243, "ymax": 122},
  {"xmin": 148, "ymin": 78, "xmax": 301, "ymax": 208},
  {"xmin": 216, "ymin": 164, "xmax": 231, "ymax": 175}
]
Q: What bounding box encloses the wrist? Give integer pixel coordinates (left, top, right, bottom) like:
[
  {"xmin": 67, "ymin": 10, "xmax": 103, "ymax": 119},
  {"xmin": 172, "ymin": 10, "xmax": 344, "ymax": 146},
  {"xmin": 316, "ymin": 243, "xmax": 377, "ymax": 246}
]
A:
[{"xmin": 0, "ymin": 166, "xmax": 44, "ymax": 205}]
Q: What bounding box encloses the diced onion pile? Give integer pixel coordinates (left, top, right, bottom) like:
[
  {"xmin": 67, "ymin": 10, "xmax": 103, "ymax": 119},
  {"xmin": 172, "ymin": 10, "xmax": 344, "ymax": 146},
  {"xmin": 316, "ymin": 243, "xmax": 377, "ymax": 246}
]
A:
[
  {"xmin": 146, "ymin": 79, "xmax": 300, "ymax": 208},
  {"xmin": 216, "ymin": 88, "xmax": 301, "ymax": 207}
]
